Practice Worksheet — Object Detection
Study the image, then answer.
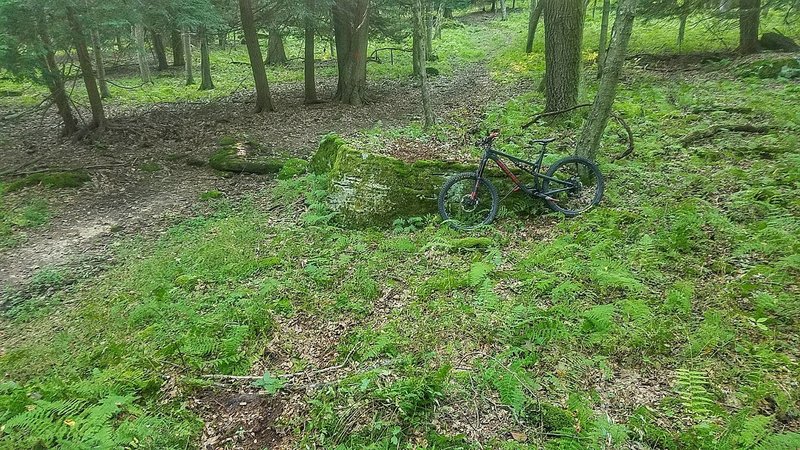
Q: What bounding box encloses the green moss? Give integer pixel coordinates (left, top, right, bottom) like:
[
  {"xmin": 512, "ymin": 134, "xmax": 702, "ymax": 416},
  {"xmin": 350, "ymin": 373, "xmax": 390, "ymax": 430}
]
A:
[
  {"xmin": 310, "ymin": 134, "xmax": 346, "ymax": 175},
  {"xmin": 447, "ymin": 237, "xmax": 493, "ymax": 249},
  {"xmin": 199, "ymin": 190, "xmax": 223, "ymax": 201},
  {"xmin": 277, "ymin": 158, "xmax": 309, "ymax": 180},
  {"xmin": 209, "ymin": 140, "xmax": 286, "ymax": 175},
  {"xmin": 525, "ymin": 403, "xmax": 575, "ymax": 432},
  {"xmin": 5, "ymin": 171, "xmax": 90, "ymax": 193},
  {"xmin": 140, "ymin": 162, "xmax": 161, "ymax": 173},
  {"xmin": 738, "ymin": 57, "xmax": 800, "ymax": 78}
]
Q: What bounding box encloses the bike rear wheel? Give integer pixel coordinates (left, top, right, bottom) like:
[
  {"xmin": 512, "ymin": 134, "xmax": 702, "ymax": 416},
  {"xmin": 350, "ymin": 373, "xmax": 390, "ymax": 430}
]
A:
[
  {"xmin": 541, "ymin": 156, "xmax": 604, "ymax": 216},
  {"xmin": 438, "ymin": 173, "xmax": 499, "ymax": 230}
]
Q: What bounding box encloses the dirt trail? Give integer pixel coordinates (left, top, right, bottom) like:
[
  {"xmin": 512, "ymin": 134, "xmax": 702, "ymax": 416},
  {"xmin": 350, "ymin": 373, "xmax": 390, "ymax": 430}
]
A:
[{"xmin": 0, "ymin": 60, "xmax": 519, "ymax": 293}]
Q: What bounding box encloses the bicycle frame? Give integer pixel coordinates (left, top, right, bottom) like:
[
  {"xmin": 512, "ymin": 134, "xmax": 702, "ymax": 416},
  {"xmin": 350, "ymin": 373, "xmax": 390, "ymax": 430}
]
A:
[{"xmin": 472, "ymin": 142, "xmax": 577, "ymax": 201}]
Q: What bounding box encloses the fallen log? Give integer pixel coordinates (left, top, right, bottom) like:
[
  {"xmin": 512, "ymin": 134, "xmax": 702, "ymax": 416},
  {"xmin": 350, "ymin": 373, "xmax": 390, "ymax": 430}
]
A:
[{"xmin": 680, "ymin": 124, "xmax": 771, "ymax": 147}]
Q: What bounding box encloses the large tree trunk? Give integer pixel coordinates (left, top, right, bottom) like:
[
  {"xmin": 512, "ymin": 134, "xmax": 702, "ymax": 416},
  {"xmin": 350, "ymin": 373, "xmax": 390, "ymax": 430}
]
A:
[
  {"xmin": 37, "ymin": 18, "xmax": 78, "ymax": 135},
  {"xmin": 413, "ymin": 0, "xmax": 434, "ymax": 129},
  {"xmin": 543, "ymin": 0, "xmax": 585, "ymax": 112},
  {"xmin": 152, "ymin": 31, "xmax": 169, "ymax": 70},
  {"xmin": 525, "ymin": 0, "xmax": 543, "ymax": 53},
  {"xmin": 333, "ymin": 0, "xmax": 370, "ymax": 106},
  {"xmin": 267, "ymin": 27, "xmax": 288, "ymax": 65},
  {"xmin": 597, "ymin": 0, "xmax": 610, "ymax": 78},
  {"xmin": 576, "ymin": 0, "xmax": 637, "ymax": 162},
  {"xmin": 182, "ymin": 27, "xmax": 194, "ymax": 85},
  {"xmin": 500, "ymin": 0, "xmax": 508, "ymax": 20},
  {"xmin": 239, "ymin": 0, "xmax": 275, "ymax": 112},
  {"xmin": 739, "ymin": 0, "xmax": 760, "ymax": 55},
  {"xmin": 91, "ymin": 30, "xmax": 111, "ymax": 98},
  {"xmin": 65, "ymin": 6, "xmax": 105, "ymax": 130},
  {"xmin": 171, "ymin": 29, "xmax": 185, "ymax": 66},
  {"xmin": 133, "ymin": 23, "xmax": 152, "ymax": 83},
  {"xmin": 305, "ymin": 0, "xmax": 318, "ymax": 103},
  {"xmin": 199, "ymin": 26, "xmax": 214, "ymax": 90}
]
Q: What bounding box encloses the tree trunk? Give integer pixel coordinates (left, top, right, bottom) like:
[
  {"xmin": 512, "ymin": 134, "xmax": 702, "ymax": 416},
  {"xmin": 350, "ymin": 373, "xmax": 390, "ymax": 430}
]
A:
[
  {"xmin": 412, "ymin": 15, "xmax": 423, "ymax": 77},
  {"xmin": 182, "ymin": 27, "xmax": 194, "ymax": 85},
  {"xmin": 444, "ymin": 7, "xmax": 453, "ymax": 18},
  {"xmin": 677, "ymin": 13, "xmax": 687, "ymax": 49},
  {"xmin": 425, "ymin": 2, "xmax": 434, "ymax": 59},
  {"xmin": 500, "ymin": 0, "xmax": 508, "ymax": 20},
  {"xmin": 525, "ymin": 0, "xmax": 543, "ymax": 53},
  {"xmin": 91, "ymin": 30, "xmax": 111, "ymax": 98},
  {"xmin": 199, "ymin": 26, "xmax": 214, "ymax": 90},
  {"xmin": 413, "ymin": 0, "xmax": 435, "ymax": 129},
  {"xmin": 267, "ymin": 27, "xmax": 288, "ymax": 65},
  {"xmin": 133, "ymin": 23, "xmax": 152, "ymax": 83},
  {"xmin": 218, "ymin": 32, "xmax": 227, "ymax": 48},
  {"xmin": 171, "ymin": 29, "xmax": 185, "ymax": 66},
  {"xmin": 152, "ymin": 31, "xmax": 169, "ymax": 70},
  {"xmin": 333, "ymin": 0, "xmax": 370, "ymax": 106},
  {"xmin": 597, "ymin": 0, "xmax": 610, "ymax": 79},
  {"xmin": 433, "ymin": 2, "xmax": 445, "ymax": 39},
  {"xmin": 305, "ymin": 0, "xmax": 318, "ymax": 103},
  {"xmin": 739, "ymin": 0, "xmax": 760, "ymax": 55},
  {"xmin": 543, "ymin": 0, "xmax": 585, "ymax": 112},
  {"xmin": 65, "ymin": 6, "xmax": 105, "ymax": 129},
  {"xmin": 576, "ymin": 0, "xmax": 637, "ymax": 162},
  {"xmin": 239, "ymin": 0, "xmax": 275, "ymax": 112},
  {"xmin": 37, "ymin": 18, "xmax": 78, "ymax": 135}
]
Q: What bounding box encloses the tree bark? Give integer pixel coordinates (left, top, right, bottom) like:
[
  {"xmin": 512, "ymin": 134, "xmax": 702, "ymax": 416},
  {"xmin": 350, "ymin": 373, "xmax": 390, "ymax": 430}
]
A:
[
  {"xmin": 239, "ymin": 0, "xmax": 275, "ymax": 112},
  {"xmin": 199, "ymin": 26, "xmax": 214, "ymax": 90},
  {"xmin": 333, "ymin": 0, "xmax": 370, "ymax": 106},
  {"xmin": 37, "ymin": 18, "xmax": 78, "ymax": 135},
  {"xmin": 444, "ymin": 7, "xmax": 453, "ymax": 18},
  {"xmin": 525, "ymin": 0, "xmax": 543, "ymax": 53},
  {"xmin": 543, "ymin": 0, "xmax": 585, "ymax": 112},
  {"xmin": 739, "ymin": 0, "xmax": 760, "ymax": 55},
  {"xmin": 152, "ymin": 31, "xmax": 169, "ymax": 70},
  {"xmin": 413, "ymin": 0, "xmax": 434, "ymax": 129},
  {"xmin": 305, "ymin": 0, "xmax": 318, "ymax": 103},
  {"xmin": 597, "ymin": 0, "xmax": 610, "ymax": 78},
  {"xmin": 171, "ymin": 29, "xmax": 185, "ymax": 66},
  {"xmin": 267, "ymin": 27, "xmax": 288, "ymax": 65},
  {"xmin": 677, "ymin": 13, "xmax": 687, "ymax": 49},
  {"xmin": 134, "ymin": 23, "xmax": 151, "ymax": 83},
  {"xmin": 500, "ymin": 0, "xmax": 508, "ymax": 20},
  {"xmin": 91, "ymin": 30, "xmax": 110, "ymax": 98},
  {"xmin": 65, "ymin": 6, "xmax": 105, "ymax": 130},
  {"xmin": 182, "ymin": 27, "xmax": 194, "ymax": 85},
  {"xmin": 576, "ymin": 0, "xmax": 637, "ymax": 162},
  {"xmin": 425, "ymin": 2, "xmax": 434, "ymax": 59}
]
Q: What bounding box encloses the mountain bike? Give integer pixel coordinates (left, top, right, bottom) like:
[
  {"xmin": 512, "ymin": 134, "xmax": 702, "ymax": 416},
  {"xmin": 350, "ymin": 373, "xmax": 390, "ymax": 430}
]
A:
[{"xmin": 438, "ymin": 130, "xmax": 604, "ymax": 230}]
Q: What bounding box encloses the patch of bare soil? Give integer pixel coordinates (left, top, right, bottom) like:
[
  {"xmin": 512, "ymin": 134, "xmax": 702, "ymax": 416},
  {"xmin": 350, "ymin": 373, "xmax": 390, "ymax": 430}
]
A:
[
  {"xmin": 191, "ymin": 389, "xmax": 286, "ymax": 450},
  {"xmin": 0, "ymin": 62, "xmax": 518, "ymax": 292}
]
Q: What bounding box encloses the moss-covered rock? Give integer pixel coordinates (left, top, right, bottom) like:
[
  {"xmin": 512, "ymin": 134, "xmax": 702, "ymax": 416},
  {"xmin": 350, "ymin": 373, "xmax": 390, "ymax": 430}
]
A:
[
  {"xmin": 524, "ymin": 403, "xmax": 575, "ymax": 431},
  {"xmin": 209, "ymin": 139, "xmax": 286, "ymax": 174},
  {"xmin": 277, "ymin": 158, "xmax": 309, "ymax": 180},
  {"xmin": 4, "ymin": 171, "xmax": 90, "ymax": 193},
  {"xmin": 310, "ymin": 134, "xmax": 527, "ymax": 229}
]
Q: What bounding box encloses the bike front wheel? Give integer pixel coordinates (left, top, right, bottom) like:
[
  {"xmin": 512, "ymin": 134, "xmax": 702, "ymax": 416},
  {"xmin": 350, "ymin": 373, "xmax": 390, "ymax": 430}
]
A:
[
  {"xmin": 541, "ymin": 156, "xmax": 604, "ymax": 216},
  {"xmin": 438, "ymin": 173, "xmax": 499, "ymax": 230}
]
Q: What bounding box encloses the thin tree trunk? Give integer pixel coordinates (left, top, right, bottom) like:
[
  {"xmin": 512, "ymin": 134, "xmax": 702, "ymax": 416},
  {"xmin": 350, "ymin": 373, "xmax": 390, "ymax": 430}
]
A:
[
  {"xmin": 152, "ymin": 31, "xmax": 169, "ymax": 70},
  {"xmin": 425, "ymin": 2, "xmax": 434, "ymax": 59},
  {"xmin": 543, "ymin": 0, "xmax": 585, "ymax": 112},
  {"xmin": 597, "ymin": 0, "xmax": 610, "ymax": 79},
  {"xmin": 66, "ymin": 6, "xmax": 105, "ymax": 130},
  {"xmin": 267, "ymin": 27, "xmax": 288, "ymax": 65},
  {"xmin": 182, "ymin": 27, "xmax": 194, "ymax": 85},
  {"xmin": 444, "ymin": 7, "xmax": 453, "ymax": 18},
  {"xmin": 412, "ymin": 15, "xmax": 423, "ymax": 77},
  {"xmin": 305, "ymin": 0, "xmax": 318, "ymax": 103},
  {"xmin": 500, "ymin": 0, "xmax": 508, "ymax": 20},
  {"xmin": 239, "ymin": 0, "xmax": 275, "ymax": 112},
  {"xmin": 91, "ymin": 30, "xmax": 110, "ymax": 98},
  {"xmin": 739, "ymin": 0, "xmax": 760, "ymax": 55},
  {"xmin": 434, "ymin": 2, "xmax": 445, "ymax": 39},
  {"xmin": 37, "ymin": 18, "xmax": 78, "ymax": 135},
  {"xmin": 526, "ymin": 0, "xmax": 543, "ymax": 53},
  {"xmin": 333, "ymin": 0, "xmax": 370, "ymax": 106},
  {"xmin": 199, "ymin": 26, "xmax": 214, "ymax": 90},
  {"xmin": 576, "ymin": 0, "xmax": 637, "ymax": 162},
  {"xmin": 413, "ymin": 0, "xmax": 434, "ymax": 129},
  {"xmin": 171, "ymin": 29, "xmax": 185, "ymax": 66},
  {"xmin": 677, "ymin": 13, "xmax": 687, "ymax": 50},
  {"xmin": 134, "ymin": 23, "xmax": 151, "ymax": 83}
]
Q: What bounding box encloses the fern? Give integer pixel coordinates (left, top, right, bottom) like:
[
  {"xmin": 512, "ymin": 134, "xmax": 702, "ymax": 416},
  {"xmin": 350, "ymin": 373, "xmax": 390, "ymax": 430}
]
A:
[
  {"xmin": 468, "ymin": 261, "xmax": 494, "ymax": 287},
  {"xmin": 674, "ymin": 368, "xmax": 714, "ymax": 419},
  {"xmin": 755, "ymin": 432, "xmax": 800, "ymax": 450}
]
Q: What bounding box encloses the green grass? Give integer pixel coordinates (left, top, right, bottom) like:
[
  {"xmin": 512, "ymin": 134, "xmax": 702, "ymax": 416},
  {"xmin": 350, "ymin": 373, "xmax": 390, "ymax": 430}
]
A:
[{"xmin": 1, "ymin": 5, "xmax": 800, "ymax": 449}]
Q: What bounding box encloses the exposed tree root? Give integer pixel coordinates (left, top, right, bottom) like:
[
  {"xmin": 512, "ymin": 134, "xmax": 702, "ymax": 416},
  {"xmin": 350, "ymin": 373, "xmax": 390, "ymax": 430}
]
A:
[{"xmin": 680, "ymin": 123, "xmax": 771, "ymax": 147}]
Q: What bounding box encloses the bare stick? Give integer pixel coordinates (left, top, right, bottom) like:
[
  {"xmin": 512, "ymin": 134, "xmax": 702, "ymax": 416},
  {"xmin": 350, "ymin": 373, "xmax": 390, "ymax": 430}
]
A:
[{"xmin": 0, "ymin": 155, "xmax": 45, "ymax": 177}]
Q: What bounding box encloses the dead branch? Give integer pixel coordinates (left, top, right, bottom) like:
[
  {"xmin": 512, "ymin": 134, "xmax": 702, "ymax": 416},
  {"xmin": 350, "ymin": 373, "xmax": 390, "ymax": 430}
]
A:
[
  {"xmin": 0, "ymin": 155, "xmax": 45, "ymax": 177},
  {"xmin": 11, "ymin": 163, "xmax": 125, "ymax": 177},
  {"xmin": 689, "ymin": 106, "xmax": 753, "ymax": 114},
  {"xmin": 202, "ymin": 345, "xmax": 359, "ymax": 382},
  {"xmin": 680, "ymin": 124, "xmax": 771, "ymax": 147}
]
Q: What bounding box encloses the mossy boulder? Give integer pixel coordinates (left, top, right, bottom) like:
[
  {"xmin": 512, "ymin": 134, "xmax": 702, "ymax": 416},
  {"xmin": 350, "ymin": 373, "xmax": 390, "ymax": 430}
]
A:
[
  {"xmin": 310, "ymin": 134, "xmax": 524, "ymax": 229},
  {"xmin": 209, "ymin": 137, "xmax": 286, "ymax": 174},
  {"xmin": 277, "ymin": 158, "xmax": 309, "ymax": 180}
]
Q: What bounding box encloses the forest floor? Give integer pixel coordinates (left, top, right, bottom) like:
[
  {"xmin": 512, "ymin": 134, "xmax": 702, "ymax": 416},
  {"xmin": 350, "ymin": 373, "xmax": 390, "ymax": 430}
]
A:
[{"xmin": 1, "ymin": 7, "xmax": 799, "ymax": 450}]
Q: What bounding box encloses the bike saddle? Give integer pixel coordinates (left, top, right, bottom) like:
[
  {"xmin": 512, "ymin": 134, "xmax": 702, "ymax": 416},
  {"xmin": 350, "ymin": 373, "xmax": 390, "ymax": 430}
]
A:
[{"xmin": 530, "ymin": 138, "xmax": 556, "ymax": 145}]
